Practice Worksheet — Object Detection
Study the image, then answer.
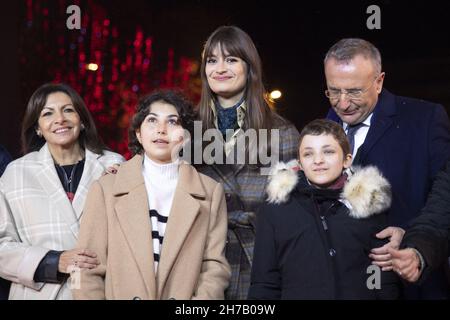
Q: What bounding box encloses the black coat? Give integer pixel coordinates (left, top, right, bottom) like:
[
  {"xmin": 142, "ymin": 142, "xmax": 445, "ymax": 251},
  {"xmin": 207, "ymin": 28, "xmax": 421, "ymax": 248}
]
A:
[
  {"xmin": 248, "ymin": 166, "xmax": 399, "ymax": 300},
  {"xmin": 402, "ymin": 160, "xmax": 450, "ymax": 290}
]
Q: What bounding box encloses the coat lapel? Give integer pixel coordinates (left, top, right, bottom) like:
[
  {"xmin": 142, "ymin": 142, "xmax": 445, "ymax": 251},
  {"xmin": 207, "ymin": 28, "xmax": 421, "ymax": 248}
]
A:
[
  {"xmin": 355, "ymin": 90, "xmax": 397, "ymax": 164},
  {"xmin": 113, "ymin": 155, "xmax": 157, "ymax": 299},
  {"xmin": 72, "ymin": 149, "xmax": 105, "ymax": 219},
  {"xmin": 156, "ymin": 163, "xmax": 205, "ymax": 298},
  {"xmin": 35, "ymin": 144, "xmax": 79, "ymax": 238}
]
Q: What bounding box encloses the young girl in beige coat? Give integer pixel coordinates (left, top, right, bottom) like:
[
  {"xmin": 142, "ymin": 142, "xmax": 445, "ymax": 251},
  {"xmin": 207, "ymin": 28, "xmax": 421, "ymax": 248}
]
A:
[{"xmin": 72, "ymin": 90, "xmax": 230, "ymax": 300}]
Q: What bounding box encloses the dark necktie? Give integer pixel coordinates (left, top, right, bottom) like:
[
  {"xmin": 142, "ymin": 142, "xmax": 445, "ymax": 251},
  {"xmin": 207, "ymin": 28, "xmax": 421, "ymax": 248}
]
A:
[{"xmin": 346, "ymin": 123, "xmax": 365, "ymax": 155}]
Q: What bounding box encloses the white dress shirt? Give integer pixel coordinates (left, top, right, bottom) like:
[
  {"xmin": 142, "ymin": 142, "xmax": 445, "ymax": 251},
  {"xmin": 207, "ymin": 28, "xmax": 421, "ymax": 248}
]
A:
[{"xmin": 343, "ymin": 113, "xmax": 373, "ymax": 159}]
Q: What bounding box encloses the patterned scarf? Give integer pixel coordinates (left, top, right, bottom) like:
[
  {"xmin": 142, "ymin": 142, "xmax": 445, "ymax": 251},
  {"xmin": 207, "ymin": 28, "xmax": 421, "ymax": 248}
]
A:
[{"xmin": 215, "ymin": 97, "xmax": 245, "ymax": 136}]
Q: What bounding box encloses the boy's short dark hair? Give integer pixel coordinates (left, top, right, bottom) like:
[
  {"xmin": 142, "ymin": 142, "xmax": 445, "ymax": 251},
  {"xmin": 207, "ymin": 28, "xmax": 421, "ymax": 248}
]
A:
[
  {"xmin": 298, "ymin": 119, "xmax": 351, "ymax": 156},
  {"xmin": 128, "ymin": 90, "xmax": 196, "ymax": 155}
]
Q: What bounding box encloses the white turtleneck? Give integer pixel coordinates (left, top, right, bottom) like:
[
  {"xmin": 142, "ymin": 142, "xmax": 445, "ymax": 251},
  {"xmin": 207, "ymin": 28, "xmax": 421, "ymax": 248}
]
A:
[{"xmin": 142, "ymin": 154, "xmax": 180, "ymax": 272}]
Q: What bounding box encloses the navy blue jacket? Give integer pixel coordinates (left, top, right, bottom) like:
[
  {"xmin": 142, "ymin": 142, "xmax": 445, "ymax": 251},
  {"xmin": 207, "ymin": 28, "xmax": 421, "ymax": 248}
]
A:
[
  {"xmin": 0, "ymin": 145, "xmax": 11, "ymax": 177},
  {"xmin": 328, "ymin": 89, "xmax": 450, "ymax": 299},
  {"xmin": 0, "ymin": 144, "xmax": 11, "ymax": 299}
]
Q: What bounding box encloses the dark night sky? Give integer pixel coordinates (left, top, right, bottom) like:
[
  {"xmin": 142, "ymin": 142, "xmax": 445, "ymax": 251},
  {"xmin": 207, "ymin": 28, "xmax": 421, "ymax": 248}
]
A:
[
  {"xmin": 1, "ymin": 0, "xmax": 450, "ymax": 156},
  {"xmin": 90, "ymin": 0, "xmax": 450, "ymax": 128}
]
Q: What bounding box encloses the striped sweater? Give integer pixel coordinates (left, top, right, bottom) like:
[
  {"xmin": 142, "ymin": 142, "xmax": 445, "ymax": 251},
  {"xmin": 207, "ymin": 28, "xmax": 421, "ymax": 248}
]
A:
[{"xmin": 142, "ymin": 155, "xmax": 179, "ymax": 272}]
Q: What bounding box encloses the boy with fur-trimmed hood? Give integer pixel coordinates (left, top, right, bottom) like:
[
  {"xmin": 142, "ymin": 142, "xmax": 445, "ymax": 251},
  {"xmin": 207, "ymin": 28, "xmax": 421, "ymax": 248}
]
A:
[{"xmin": 248, "ymin": 119, "xmax": 399, "ymax": 299}]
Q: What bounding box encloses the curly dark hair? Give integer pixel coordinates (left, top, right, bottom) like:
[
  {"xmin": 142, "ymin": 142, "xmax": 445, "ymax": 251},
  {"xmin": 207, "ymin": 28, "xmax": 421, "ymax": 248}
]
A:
[{"xmin": 128, "ymin": 90, "xmax": 196, "ymax": 156}]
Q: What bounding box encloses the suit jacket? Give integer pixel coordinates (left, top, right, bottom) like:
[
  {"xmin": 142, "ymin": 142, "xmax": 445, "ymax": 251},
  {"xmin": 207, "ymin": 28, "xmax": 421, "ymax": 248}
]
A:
[
  {"xmin": 328, "ymin": 89, "xmax": 450, "ymax": 228},
  {"xmin": 0, "ymin": 143, "xmax": 124, "ymax": 300},
  {"xmin": 72, "ymin": 154, "xmax": 231, "ymax": 300},
  {"xmin": 328, "ymin": 89, "xmax": 450, "ymax": 299}
]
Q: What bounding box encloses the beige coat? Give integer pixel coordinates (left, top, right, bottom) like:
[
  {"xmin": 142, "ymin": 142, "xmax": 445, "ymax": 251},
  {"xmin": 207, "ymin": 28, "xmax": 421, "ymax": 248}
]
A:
[
  {"xmin": 72, "ymin": 155, "xmax": 231, "ymax": 300},
  {"xmin": 0, "ymin": 144, "xmax": 124, "ymax": 300}
]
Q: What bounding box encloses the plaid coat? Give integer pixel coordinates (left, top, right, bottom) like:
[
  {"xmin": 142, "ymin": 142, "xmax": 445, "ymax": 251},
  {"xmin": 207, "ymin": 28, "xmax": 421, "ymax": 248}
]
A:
[
  {"xmin": 198, "ymin": 118, "xmax": 300, "ymax": 299},
  {"xmin": 0, "ymin": 143, "xmax": 124, "ymax": 300}
]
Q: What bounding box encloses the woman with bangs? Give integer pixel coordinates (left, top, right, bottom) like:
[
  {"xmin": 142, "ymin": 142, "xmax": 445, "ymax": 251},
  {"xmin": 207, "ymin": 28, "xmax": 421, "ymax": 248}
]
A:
[{"xmin": 197, "ymin": 25, "xmax": 300, "ymax": 299}]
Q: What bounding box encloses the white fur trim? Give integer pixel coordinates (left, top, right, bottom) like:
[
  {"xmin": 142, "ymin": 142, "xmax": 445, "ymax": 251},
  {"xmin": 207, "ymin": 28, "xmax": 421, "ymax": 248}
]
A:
[
  {"xmin": 342, "ymin": 166, "xmax": 392, "ymax": 218},
  {"xmin": 266, "ymin": 160, "xmax": 299, "ymax": 204},
  {"xmin": 265, "ymin": 163, "xmax": 392, "ymax": 218}
]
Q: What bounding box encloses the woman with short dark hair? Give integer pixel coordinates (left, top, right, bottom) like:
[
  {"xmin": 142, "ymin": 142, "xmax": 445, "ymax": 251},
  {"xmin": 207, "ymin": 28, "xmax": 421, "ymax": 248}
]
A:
[{"xmin": 0, "ymin": 83, "xmax": 124, "ymax": 299}]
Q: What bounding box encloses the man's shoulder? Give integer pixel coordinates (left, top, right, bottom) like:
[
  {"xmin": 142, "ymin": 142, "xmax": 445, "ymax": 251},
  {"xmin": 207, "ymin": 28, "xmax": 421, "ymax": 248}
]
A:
[
  {"xmin": 272, "ymin": 113, "xmax": 298, "ymax": 130},
  {"xmin": 0, "ymin": 145, "xmax": 12, "ymax": 173},
  {"xmin": 378, "ymin": 90, "xmax": 446, "ymax": 124},
  {"xmin": 271, "ymin": 114, "xmax": 300, "ymax": 145},
  {"xmin": 390, "ymin": 91, "xmax": 443, "ymax": 113},
  {"xmin": 0, "ymin": 145, "xmax": 11, "ymax": 159}
]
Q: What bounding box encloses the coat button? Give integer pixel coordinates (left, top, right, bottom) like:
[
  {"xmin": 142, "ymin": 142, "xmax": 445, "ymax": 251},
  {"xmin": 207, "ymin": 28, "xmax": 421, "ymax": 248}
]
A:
[
  {"xmin": 329, "ymin": 248, "xmax": 336, "ymax": 257},
  {"xmin": 133, "ymin": 296, "xmax": 141, "ymax": 300}
]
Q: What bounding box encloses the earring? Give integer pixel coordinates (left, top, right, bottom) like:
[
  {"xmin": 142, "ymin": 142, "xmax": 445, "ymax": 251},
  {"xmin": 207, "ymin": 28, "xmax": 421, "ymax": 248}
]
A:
[
  {"xmin": 81, "ymin": 123, "xmax": 85, "ymax": 130},
  {"xmin": 36, "ymin": 131, "xmax": 42, "ymax": 137}
]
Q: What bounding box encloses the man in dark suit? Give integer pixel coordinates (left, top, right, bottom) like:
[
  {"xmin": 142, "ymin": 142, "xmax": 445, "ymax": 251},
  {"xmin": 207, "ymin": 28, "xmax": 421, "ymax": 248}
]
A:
[
  {"xmin": 324, "ymin": 38, "xmax": 450, "ymax": 299},
  {"xmin": 0, "ymin": 144, "xmax": 12, "ymax": 299}
]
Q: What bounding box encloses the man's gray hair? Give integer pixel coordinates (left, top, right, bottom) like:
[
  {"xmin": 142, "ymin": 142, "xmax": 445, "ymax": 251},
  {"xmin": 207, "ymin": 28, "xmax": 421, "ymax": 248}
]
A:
[{"xmin": 324, "ymin": 38, "xmax": 382, "ymax": 74}]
